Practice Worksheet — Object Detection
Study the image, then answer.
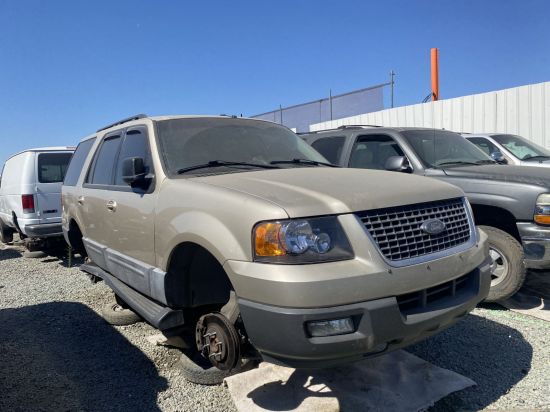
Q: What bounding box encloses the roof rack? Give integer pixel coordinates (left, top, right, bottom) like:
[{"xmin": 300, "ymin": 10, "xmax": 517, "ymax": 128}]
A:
[
  {"xmin": 298, "ymin": 124, "xmax": 382, "ymax": 134},
  {"xmin": 96, "ymin": 114, "xmax": 148, "ymax": 132}
]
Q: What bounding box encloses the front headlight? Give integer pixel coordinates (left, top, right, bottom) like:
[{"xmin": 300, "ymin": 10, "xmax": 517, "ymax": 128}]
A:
[
  {"xmin": 534, "ymin": 193, "xmax": 550, "ymax": 225},
  {"xmin": 253, "ymin": 216, "xmax": 354, "ymax": 264}
]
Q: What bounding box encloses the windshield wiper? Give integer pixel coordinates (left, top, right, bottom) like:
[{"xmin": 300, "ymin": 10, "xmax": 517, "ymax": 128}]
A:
[
  {"xmin": 523, "ymin": 155, "xmax": 550, "ymax": 161},
  {"xmin": 269, "ymin": 158, "xmax": 340, "ymax": 167},
  {"xmin": 177, "ymin": 160, "xmax": 279, "ymax": 174},
  {"xmin": 435, "ymin": 161, "xmax": 481, "ymax": 167},
  {"xmin": 475, "ymin": 159, "xmax": 497, "ymax": 164}
]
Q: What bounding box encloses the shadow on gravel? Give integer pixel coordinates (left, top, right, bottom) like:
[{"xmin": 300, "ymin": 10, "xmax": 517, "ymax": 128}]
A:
[
  {"xmin": 35, "ymin": 246, "xmax": 85, "ymax": 268},
  {"xmin": 480, "ymin": 271, "xmax": 550, "ymax": 314},
  {"xmin": 0, "ymin": 247, "xmax": 22, "ymax": 261},
  {"xmin": 407, "ymin": 313, "xmax": 532, "ymax": 411},
  {"xmin": 0, "ymin": 302, "xmax": 167, "ymax": 412}
]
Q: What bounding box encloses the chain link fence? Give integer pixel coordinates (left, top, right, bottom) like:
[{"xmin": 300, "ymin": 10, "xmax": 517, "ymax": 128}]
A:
[{"xmin": 251, "ymin": 83, "xmax": 389, "ymax": 132}]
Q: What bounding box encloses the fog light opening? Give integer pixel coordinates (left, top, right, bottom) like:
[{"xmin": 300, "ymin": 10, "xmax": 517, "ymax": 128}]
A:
[{"xmin": 306, "ymin": 317, "xmax": 355, "ymax": 337}]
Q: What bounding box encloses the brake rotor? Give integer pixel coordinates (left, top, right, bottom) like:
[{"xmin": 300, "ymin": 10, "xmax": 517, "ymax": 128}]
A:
[{"xmin": 195, "ymin": 313, "xmax": 241, "ymax": 371}]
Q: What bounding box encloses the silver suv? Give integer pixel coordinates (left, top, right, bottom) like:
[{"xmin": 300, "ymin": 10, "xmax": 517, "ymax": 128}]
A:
[{"xmin": 62, "ymin": 114, "xmax": 491, "ymax": 374}]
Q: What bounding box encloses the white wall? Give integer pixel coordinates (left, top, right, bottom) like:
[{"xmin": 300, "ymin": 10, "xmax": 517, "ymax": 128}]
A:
[{"xmin": 310, "ymin": 81, "xmax": 550, "ymax": 148}]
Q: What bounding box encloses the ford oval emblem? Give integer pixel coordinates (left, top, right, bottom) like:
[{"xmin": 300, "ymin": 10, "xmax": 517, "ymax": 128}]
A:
[{"xmin": 421, "ymin": 219, "xmax": 446, "ymax": 235}]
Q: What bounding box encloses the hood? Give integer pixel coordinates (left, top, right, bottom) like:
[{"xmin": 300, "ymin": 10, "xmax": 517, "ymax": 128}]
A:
[
  {"xmin": 442, "ymin": 164, "xmax": 550, "ymax": 187},
  {"xmin": 192, "ymin": 168, "xmax": 464, "ymax": 217}
]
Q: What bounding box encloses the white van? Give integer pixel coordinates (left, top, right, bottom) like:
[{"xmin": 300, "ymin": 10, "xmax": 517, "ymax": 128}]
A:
[{"xmin": 0, "ymin": 147, "xmax": 74, "ymax": 248}]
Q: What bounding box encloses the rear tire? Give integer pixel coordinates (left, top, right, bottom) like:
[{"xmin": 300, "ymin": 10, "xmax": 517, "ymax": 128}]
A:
[
  {"xmin": 177, "ymin": 350, "xmax": 255, "ymax": 385},
  {"xmin": 23, "ymin": 250, "xmax": 47, "ymax": 259},
  {"xmin": 479, "ymin": 225, "xmax": 526, "ymax": 302},
  {"xmin": 0, "ymin": 220, "xmax": 14, "ymax": 244},
  {"xmin": 101, "ymin": 302, "xmax": 142, "ymax": 326}
]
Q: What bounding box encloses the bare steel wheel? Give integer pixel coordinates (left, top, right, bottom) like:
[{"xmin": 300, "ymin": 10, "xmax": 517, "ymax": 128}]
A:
[{"xmin": 489, "ymin": 246, "xmax": 509, "ymax": 287}]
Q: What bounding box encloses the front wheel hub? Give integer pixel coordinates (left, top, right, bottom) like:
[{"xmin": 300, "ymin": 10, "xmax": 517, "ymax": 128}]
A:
[
  {"xmin": 489, "ymin": 246, "xmax": 509, "ymax": 287},
  {"xmin": 195, "ymin": 313, "xmax": 241, "ymax": 371}
]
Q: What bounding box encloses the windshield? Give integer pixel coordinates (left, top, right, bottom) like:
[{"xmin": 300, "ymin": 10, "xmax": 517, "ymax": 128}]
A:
[
  {"xmin": 492, "ymin": 134, "xmax": 550, "ymax": 160},
  {"xmin": 156, "ymin": 118, "xmax": 327, "ymax": 175},
  {"xmin": 401, "ymin": 130, "xmax": 493, "ymax": 168}
]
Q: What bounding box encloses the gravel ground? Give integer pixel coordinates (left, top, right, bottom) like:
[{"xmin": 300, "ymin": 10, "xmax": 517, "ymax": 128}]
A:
[{"xmin": 0, "ymin": 240, "xmax": 548, "ymax": 411}]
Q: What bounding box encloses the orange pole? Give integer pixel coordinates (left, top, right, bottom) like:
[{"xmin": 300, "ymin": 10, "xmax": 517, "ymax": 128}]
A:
[{"xmin": 431, "ymin": 48, "xmax": 439, "ymax": 101}]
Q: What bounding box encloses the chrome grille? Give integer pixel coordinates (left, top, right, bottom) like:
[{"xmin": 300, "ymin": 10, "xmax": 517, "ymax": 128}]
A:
[{"xmin": 357, "ymin": 198, "xmax": 471, "ymax": 261}]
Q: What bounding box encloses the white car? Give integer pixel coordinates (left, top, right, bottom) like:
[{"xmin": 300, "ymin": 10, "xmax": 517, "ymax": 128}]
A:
[
  {"xmin": 463, "ymin": 133, "xmax": 550, "ymax": 167},
  {"xmin": 0, "ymin": 147, "xmax": 74, "ymax": 249}
]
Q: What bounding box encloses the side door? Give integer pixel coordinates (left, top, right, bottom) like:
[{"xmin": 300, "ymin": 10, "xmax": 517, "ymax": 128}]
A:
[
  {"xmin": 35, "ymin": 151, "xmax": 73, "ymax": 224},
  {"xmin": 107, "ymin": 126, "xmax": 156, "ymax": 265},
  {"xmin": 347, "ymin": 134, "xmax": 410, "ymax": 171},
  {"xmin": 98, "ymin": 126, "xmax": 157, "ymax": 294},
  {"xmin": 80, "ymin": 131, "xmax": 123, "ymax": 268}
]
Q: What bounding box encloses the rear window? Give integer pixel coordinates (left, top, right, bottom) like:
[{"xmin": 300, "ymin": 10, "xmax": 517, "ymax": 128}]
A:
[
  {"xmin": 37, "ymin": 153, "xmax": 73, "ymax": 183},
  {"xmin": 64, "ymin": 138, "xmax": 96, "ymax": 186}
]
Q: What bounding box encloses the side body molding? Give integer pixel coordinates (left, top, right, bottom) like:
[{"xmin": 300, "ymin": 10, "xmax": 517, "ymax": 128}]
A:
[{"xmin": 83, "ymin": 237, "xmax": 168, "ymax": 305}]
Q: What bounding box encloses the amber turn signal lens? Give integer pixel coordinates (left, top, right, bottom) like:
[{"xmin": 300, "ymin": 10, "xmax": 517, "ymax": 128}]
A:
[
  {"xmin": 254, "ymin": 222, "xmax": 286, "ymax": 256},
  {"xmin": 534, "ymin": 214, "xmax": 550, "ymax": 225}
]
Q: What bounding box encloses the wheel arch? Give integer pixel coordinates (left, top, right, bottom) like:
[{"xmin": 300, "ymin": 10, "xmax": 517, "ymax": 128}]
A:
[
  {"xmin": 164, "ymin": 241, "xmax": 233, "ymax": 309},
  {"xmin": 11, "ymin": 211, "xmax": 26, "ymax": 238},
  {"xmin": 67, "ymin": 218, "xmax": 86, "ymax": 255},
  {"xmin": 470, "ymin": 203, "xmax": 521, "ymax": 242}
]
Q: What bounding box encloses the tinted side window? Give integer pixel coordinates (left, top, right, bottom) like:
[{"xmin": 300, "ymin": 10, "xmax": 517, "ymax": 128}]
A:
[
  {"xmin": 64, "ymin": 138, "xmax": 96, "ymax": 186},
  {"xmin": 349, "ymin": 135, "xmax": 404, "ymax": 170},
  {"xmin": 311, "ymin": 136, "xmax": 345, "ymax": 164},
  {"xmin": 114, "ymin": 129, "xmax": 151, "ymax": 186},
  {"xmin": 467, "ymin": 137, "xmax": 498, "ymax": 156},
  {"xmin": 37, "ymin": 153, "xmax": 73, "ymax": 183},
  {"xmin": 89, "ymin": 136, "xmax": 122, "ymax": 185}
]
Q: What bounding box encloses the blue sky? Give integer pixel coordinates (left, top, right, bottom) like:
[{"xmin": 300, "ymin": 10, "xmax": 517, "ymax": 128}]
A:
[{"xmin": 1, "ymin": 0, "xmax": 549, "ymax": 165}]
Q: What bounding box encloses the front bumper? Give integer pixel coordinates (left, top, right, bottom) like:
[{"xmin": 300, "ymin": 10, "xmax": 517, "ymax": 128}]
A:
[
  {"xmin": 517, "ymin": 222, "xmax": 550, "ymax": 269},
  {"xmin": 239, "ymin": 256, "xmax": 492, "ymax": 368}
]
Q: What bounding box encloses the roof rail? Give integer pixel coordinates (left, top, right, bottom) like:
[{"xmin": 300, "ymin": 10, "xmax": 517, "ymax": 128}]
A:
[
  {"xmin": 337, "ymin": 124, "xmax": 382, "ymax": 129},
  {"xmin": 96, "ymin": 114, "xmax": 148, "ymax": 132},
  {"xmin": 298, "ymin": 124, "xmax": 382, "ymax": 134}
]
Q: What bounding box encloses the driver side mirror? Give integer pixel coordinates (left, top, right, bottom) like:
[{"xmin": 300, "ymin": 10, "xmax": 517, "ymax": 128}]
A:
[
  {"xmin": 385, "ymin": 156, "xmax": 412, "ymax": 173},
  {"xmin": 122, "ymin": 157, "xmax": 151, "ymax": 188},
  {"xmin": 490, "ymin": 151, "xmax": 508, "ymax": 164}
]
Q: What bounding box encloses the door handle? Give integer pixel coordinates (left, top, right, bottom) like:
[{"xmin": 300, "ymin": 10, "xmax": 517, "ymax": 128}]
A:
[
  {"xmin": 77, "ymin": 196, "xmax": 85, "ymax": 205},
  {"xmin": 106, "ymin": 200, "xmax": 117, "ymax": 211}
]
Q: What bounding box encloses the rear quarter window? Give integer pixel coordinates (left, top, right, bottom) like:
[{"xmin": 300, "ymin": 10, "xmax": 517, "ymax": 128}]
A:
[
  {"xmin": 88, "ymin": 135, "xmax": 122, "ymax": 185},
  {"xmin": 64, "ymin": 138, "xmax": 96, "ymax": 186},
  {"xmin": 38, "ymin": 153, "xmax": 73, "ymax": 183},
  {"xmin": 310, "ymin": 136, "xmax": 346, "ymax": 165}
]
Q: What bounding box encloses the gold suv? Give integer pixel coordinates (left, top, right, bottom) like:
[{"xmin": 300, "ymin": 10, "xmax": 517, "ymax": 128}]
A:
[{"xmin": 62, "ymin": 114, "xmax": 491, "ymax": 374}]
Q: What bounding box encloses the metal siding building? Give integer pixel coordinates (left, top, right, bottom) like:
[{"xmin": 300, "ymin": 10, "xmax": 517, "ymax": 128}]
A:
[{"xmin": 310, "ymin": 81, "xmax": 550, "ymax": 149}]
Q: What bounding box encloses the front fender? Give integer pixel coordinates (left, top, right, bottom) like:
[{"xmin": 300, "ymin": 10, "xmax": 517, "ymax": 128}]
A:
[
  {"xmin": 454, "ymin": 180, "xmax": 534, "ymax": 220},
  {"xmin": 157, "ymin": 210, "xmax": 246, "ymax": 270}
]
